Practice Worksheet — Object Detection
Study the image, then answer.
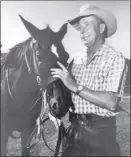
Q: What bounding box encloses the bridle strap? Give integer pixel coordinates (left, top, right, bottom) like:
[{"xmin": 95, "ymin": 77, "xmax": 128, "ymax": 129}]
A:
[
  {"xmin": 6, "ymin": 68, "xmax": 14, "ymax": 100},
  {"xmin": 32, "ymin": 46, "xmax": 40, "ymax": 76},
  {"xmin": 24, "ymin": 49, "xmax": 31, "ymax": 73},
  {"xmin": 24, "ymin": 40, "xmax": 41, "ymax": 85},
  {"xmin": 40, "ymin": 89, "xmax": 48, "ymax": 120}
]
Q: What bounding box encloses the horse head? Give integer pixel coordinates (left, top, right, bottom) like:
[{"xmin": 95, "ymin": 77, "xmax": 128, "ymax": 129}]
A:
[
  {"xmin": 19, "ymin": 15, "xmax": 74, "ymax": 118},
  {"xmin": 19, "ymin": 15, "xmax": 68, "ymax": 85},
  {"xmin": 1, "ymin": 15, "xmax": 73, "ymax": 156}
]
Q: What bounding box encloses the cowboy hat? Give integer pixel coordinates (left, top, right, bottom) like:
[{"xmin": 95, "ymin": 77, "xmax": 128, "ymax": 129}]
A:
[{"xmin": 68, "ymin": 4, "xmax": 117, "ymax": 37}]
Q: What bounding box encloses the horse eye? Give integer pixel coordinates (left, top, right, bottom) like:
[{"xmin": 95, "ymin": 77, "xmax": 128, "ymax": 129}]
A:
[{"xmin": 57, "ymin": 97, "xmax": 61, "ymax": 102}]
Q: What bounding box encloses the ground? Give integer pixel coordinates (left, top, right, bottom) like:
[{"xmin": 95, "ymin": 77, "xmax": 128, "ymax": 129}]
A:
[{"xmin": 6, "ymin": 98, "xmax": 130, "ymax": 156}]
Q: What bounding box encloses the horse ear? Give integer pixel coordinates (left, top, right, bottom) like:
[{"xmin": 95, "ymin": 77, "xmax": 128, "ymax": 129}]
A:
[
  {"xmin": 47, "ymin": 24, "xmax": 50, "ymax": 29},
  {"xmin": 56, "ymin": 23, "xmax": 68, "ymax": 40},
  {"xmin": 52, "ymin": 23, "xmax": 68, "ymax": 45},
  {"xmin": 49, "ymin": 23, "xmax": 69, "ymax": 65}
]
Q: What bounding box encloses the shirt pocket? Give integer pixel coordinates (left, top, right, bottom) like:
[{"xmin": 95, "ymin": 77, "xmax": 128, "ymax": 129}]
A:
[{"xmin": 93, "ymin": 68, "xmax": 108, "ymax": 90}]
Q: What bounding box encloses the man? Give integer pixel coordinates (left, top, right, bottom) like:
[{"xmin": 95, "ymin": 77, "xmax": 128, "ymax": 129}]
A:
[{"xmin": 51, "ymin": 4, "xmax": 127, "ymax": 156}]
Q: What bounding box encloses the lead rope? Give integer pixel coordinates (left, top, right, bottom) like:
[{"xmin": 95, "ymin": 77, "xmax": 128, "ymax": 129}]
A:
[{"xmin": 24, "ymin": 41, "xmax": 33, "ymax": 73}]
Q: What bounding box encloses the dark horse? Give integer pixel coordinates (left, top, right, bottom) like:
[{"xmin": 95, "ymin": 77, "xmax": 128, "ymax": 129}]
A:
[{"xmin": 1, "ymin": 15, "xmax": 72, "ymax": 156}]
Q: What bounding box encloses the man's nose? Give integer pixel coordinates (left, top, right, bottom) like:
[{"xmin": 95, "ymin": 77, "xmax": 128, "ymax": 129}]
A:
[
  {"xmin": 80, "ymin": 30, "xmax": 86, "ymax": 38},
  {"xmin": 80, "ymin": 26, "xmax": 84, "ymax": 33},
  {"xmin": 80, "ymin": 26, "xmax": 87, "ymax": 35}
]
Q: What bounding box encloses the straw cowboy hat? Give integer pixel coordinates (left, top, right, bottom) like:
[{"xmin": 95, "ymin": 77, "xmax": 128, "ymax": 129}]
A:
[{"xmin": 68, "ymin": 4, "xmax": 117, "ymax": 38}]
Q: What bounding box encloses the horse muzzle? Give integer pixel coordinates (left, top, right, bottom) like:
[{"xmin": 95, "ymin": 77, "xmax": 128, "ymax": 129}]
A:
[{"xmin": 49, "ymin": 97, "xmax": 61, "ymax": 118}]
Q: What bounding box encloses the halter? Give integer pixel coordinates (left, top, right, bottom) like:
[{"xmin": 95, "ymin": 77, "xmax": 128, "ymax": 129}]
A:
[{"xmin": 25, "ymin": 39, "xmax": 42, "ymax": 86}]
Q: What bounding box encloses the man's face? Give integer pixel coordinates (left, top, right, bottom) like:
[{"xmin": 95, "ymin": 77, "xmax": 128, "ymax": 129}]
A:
[{"xmin": 78, "ymin": 16, "xmax": 102, "ymax": 46}]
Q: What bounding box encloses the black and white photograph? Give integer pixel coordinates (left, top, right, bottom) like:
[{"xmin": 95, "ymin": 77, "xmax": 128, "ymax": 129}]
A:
[{"xmin": 1, "ymin": 1, "xmax": 130, "ymax": 156}]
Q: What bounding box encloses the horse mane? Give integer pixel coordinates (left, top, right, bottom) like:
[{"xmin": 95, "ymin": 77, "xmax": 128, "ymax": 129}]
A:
[
  {"xmin": 2, "ymin": 22, "xmax": 70, "ymax": 71},
  {"xmin": 2, "ymin": 37, "xmax": 32, "ymax": 69}
]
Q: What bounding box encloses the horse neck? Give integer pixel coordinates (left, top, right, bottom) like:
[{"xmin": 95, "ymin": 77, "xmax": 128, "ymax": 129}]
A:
[{"xmin": 10, "ymin": 60, "xmax": 40, "ymax": 107}]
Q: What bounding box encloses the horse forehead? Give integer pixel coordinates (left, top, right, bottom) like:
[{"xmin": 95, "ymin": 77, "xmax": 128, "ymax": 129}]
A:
[
  {"xmin": 53, "ymin": 82, "xmax": 64, "ymax": 92},
  {"xmin": 49, "ymin": 82, "xmax": 57, "ymax": 89},
  {"xmin": 30, "ymin": 28, "xmax": 51, "ymax": 45}
]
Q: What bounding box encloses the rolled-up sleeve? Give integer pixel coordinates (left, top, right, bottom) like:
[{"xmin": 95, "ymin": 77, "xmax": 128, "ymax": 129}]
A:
[{"xmin": 103, "ymin": 55, "xmax": 127, "ymax": 96}]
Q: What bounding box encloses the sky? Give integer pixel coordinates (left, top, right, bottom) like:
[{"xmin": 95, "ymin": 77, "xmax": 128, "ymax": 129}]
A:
[{"xmin": 1, "ymin": 1, "xmax": 130, "ymax": 59}]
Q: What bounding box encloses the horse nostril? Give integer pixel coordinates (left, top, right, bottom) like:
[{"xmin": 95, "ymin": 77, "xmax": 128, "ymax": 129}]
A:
[
  {"xmin": 57, "ymin": 97, "xmax": 61, "ymax": 103},
  {"xmin": 53, "ymin": 102, "xmax": 59, "ymax": 110}
]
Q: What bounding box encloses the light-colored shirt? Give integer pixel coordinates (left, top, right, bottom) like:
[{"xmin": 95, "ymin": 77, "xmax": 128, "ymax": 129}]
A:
[{"xmin": 70, "ymin": 42, "xmax": 127, "ymax": 117}]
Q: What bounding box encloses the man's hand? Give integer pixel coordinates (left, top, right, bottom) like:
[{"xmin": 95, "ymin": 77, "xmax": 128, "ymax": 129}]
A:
[{"xmin": 51, "ymin": 61, "xmax": 77, "ymax": 93}]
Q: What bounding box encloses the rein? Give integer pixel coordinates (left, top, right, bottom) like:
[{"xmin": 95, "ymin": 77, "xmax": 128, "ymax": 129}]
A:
[{"xmin": 6, "ymin": 68, "xmax": 14, "ymax": 100}]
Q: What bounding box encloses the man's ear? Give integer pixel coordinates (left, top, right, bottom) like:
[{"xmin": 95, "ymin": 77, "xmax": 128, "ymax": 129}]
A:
[{"xmin": 100, "ymin": 23, "xmax": 106, "ymax": 34}]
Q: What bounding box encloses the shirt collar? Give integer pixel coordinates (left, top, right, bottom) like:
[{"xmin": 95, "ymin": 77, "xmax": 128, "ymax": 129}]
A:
[
  {"xmin": 93, "ymin": 41, "xmax": 109, "ymax": 57},
  {"xmin": 72, "ymin": 41, "xmax": 109, "ymax": 65},
  {"xmin": 81, "ymin": 41, "xmax": 109, "ymax": 66}
]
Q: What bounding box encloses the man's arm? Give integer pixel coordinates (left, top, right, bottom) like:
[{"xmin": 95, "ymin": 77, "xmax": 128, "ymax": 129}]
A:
[
  {"xmin": 71, "ymin": 54, "xmax": 126, "ymax": 112},
  {"xmin": 77, "ymin": 88, "xmax": 118, "ymax": 111},
  {"xmin": 51, "ymin": 55, "xmax": 126, "ymax": 112}
]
